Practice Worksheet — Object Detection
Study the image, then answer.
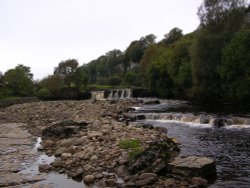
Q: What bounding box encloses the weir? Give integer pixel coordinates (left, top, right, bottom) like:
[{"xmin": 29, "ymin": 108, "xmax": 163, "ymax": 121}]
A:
[{"xmin": 91, "ymin": 89, "xmax": 132, "ymax": 100}]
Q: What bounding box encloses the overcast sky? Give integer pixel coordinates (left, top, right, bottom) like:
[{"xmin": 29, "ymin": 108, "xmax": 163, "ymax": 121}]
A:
[{"xmin": 0, "ymin": 0, "xmax": 202, "ymax": 80}]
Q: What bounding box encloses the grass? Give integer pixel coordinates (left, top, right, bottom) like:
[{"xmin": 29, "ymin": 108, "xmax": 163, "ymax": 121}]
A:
[
  {"xmin": 119, "ymin": 138, "xmax": 144, "ymax": 160},
  {"xmin": 119, "ymin": 138, "xmax": 141, "ymax": 149}
]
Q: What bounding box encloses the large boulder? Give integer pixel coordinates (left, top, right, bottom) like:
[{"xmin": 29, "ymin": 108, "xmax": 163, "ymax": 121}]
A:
[
  {"xmin": 128, "ymin": 138, "xmax": 180, "ymax": 174},
  {"xmin": 169, "ymin": 156, "xmax": 216, "ymax": 180},
  {"xmin": 42, "ymin": 120, "xmax": 88, "ymax": 139}
]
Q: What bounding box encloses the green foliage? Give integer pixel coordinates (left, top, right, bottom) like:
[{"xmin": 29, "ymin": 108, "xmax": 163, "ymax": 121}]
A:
[
  {"xmin": 3, "ymin": 64, "xmax": 34, "ymax": 97},
  {"xmin": 37, "ymin": 88, "xmax": 52, "ymax": 100},
  {"xmin": 107, "ymin": 75, "xmax": 122, "ymax": 86},
  {"xmin": 219, "ymin": 29, "xmax": 250, "ymax": 101},
  {"xmin": 119, "ymin": 138, "xmax": 141, "ymax": 149}
]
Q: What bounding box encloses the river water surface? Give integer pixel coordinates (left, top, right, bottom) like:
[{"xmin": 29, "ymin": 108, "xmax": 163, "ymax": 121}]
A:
[{"xmin": 134, "ymin": 100, "xmax": 250, "ymax": 188}]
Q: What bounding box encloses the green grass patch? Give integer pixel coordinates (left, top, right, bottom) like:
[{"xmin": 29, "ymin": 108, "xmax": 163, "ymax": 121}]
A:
[{"xmin": 119, "ymin": 138, "xmax": 141, "ymax": 149}]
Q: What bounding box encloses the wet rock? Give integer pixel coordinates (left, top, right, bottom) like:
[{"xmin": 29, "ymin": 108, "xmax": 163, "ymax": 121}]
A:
[
  {"xmin": 209, "ymin": 118, "xmax": 228, "ymax": 127},
  {"xmin": 169, "ymin": 156, "xmax": 216, "ymax": 180},
  {"xmin": 84, "ymin": 174, "xmax": 95, "ymax": 184},
  {"xmin": 136, "ymin": 123, "xmax": 154, "ymax": 129},
  {"xmin": 68, "ymin": 168, "xmax": 84, "ymax": 178},
  {"xmin": 39, "ymin": 164, "xmax": 52, "ymax": 172},
  {"xmin": 42, "ymin": 119, "xmax": 88, "ymax": 139},
  {"xmin": 43, "ymin": 140, "xmax": 55, "ymax": 148},
  {"xmin": 143, "ymin": 100, "xmax": 160, "ymax": 105},
  {"xmin": 51, "ymin": 159, "xmax": 65, "ymax": 168}
]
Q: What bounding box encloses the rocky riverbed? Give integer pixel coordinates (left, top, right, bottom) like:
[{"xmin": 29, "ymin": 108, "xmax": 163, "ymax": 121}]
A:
[{"xmin": 0, "ymin": 100, "xmax": 216, "ymax": 187}]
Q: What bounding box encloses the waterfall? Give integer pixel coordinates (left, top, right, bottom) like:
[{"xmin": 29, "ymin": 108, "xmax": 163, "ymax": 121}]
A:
[
  {"xmin": 143, "ymin": 113, "xmax": 250, "ymax": 126},
  {"xmin": 107, "ymin": 89, "xmax": 132, "ymax": 99}
]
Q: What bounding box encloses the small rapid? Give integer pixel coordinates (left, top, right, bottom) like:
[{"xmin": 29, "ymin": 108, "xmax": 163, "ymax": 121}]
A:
[{"xmin": 133, "ymin": 100, "xmax": 250, "ymax": 187}]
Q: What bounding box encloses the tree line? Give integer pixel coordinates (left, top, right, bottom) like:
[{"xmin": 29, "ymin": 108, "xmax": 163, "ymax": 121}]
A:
[{"xmin": 1, "ymin": 0, "xmax": 250, "ymax": 103}]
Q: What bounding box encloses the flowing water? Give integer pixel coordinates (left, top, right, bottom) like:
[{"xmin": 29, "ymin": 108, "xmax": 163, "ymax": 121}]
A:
[
  {"xmin": 134, "ymin": 100, "xmax": 250, "ymax": 188},
  {"xmin": 19, "ymin": 137, "xmax": 85, "ymax": 188}
]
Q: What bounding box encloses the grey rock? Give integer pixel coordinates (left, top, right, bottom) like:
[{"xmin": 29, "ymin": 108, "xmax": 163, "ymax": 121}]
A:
[
  {"xmin": 169, "ymin": 156, "xmax": 216, "ymax": 180},
  {"xmin": 84, "ymin": 175, "xmax": 95, "ymax": 184}
]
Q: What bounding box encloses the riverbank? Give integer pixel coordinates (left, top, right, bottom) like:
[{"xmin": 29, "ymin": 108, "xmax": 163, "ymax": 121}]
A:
[{"xmin": 0, "ymin": 100, "xmax": 215, "ymax": 187}]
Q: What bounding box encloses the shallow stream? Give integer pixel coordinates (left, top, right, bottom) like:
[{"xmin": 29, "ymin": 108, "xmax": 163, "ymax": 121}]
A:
[{"xmin": 134, "ymin": 101, "xmax": 250, "ymax": 188}]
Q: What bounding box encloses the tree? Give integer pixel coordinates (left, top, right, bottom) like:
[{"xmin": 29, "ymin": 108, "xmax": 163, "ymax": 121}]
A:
[
  {"xmin": 190, "ymin": 0, "xmax": 248, "ymax": 102},
  {"xmin": 54, "ymin": 59, "xmax": 79, "ymax": 86},
  {"xmin": 163, "ymin": 27, "xmax": 183, "ymax": 45},
  {"xmin": 3, "ymin": 64, "xmax": 34, "ymax": 96},
  {"xmin": 125, "ymin": 34, "xmax": 156, "ymax": 71},
  {"xmin": 219, "ymin": 29, "xmax": 250, "ymax": 102}
]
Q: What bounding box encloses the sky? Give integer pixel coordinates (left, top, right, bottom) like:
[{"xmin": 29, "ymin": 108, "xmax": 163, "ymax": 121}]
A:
[{"xmin": 0, "ymin": 0, "xmax": 202, "ymax": 80}]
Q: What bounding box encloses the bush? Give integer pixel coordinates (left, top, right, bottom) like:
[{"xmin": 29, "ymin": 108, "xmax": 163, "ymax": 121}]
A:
[{"xmin": 37, "ymin": 88, "xmax": 53, "ymax": 100}]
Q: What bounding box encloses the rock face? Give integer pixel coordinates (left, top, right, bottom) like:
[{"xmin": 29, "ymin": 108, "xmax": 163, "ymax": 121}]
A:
[
  {"xmin": 42, "ymin": 119, "xmax": 88, "ymax": 139},
  {"xmin": 128, "ymin": 138, "xmax": 180, "ymax": 174},
  {"xmin": 169, "ymin": 156, "xmax": 216, "ymax": 180}
]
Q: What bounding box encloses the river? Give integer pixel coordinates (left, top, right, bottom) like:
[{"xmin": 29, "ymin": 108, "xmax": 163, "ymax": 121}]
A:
[{"xmin": 133, "ymin": 100, "xmax": 250, "ymax": 188}]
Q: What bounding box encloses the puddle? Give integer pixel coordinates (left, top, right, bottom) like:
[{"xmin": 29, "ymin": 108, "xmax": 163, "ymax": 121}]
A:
[{"xmin": 19, "ymin": 137, "xmax": 85, "ymax": 188}]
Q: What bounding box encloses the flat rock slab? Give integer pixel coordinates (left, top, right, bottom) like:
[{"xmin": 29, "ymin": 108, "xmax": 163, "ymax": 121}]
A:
[
  {"xmin": 0, "ymin": 123, "xmax": 43, "ymax": 187},
  {"xmin": 169, "ymin": 156, "xmax": 216, "ymax": 179}
]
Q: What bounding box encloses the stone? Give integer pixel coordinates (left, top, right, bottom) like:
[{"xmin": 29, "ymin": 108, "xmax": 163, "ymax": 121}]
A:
[
  {"xmin": 43, "ymin": 140, "xmax": 54, "ymax": 148},
  {"xmin": 84, "ymin": 164, "xmax": 96, "ymax": 173},
  {"xmin": 90, "ymin": 155, "xmax": 98, "ymax": 161},
  {"xmin": 54, "ymin": 147, "xmax": 67, "ymax": 156},
  {"xmin": 191, "ymin": 177, "xmax": 208, "ymax": 187},
  {"xmin": 164, "ymin": 178, "xmax": 177, "ymax": 187},
  {"xmin": 117, "ymin": 165, "xmax": 129, "ymax": 178},
  {"xmin": 136, "ymin": 173, "xmax": 157, "ymax": 186},
  {"xmin": 42, "ymin": 119, "xmax": 88, "ymax": 139},
  {"xmin": 143, "ymin": 100, "xmax": 160, "ymax": 105},
  {"xmin": 39, "ymin": 164, "xmax": 52, "ymax": 172},
  {"xmin": 61, "ymin": 153, "xmax": 72, "ymax": 158},
  {"xmin": 87, "ymin": 131, "xmax": 103, "ymax": 139},
  {"xmin": 84, "ymin": 175, "xmax": 95, "ymax": 184},
  {"xmin": 73, "ymin": 151, "xmax": 86, "ymax": 159},
  {"xmin": 58, "ymin": 138, "xmax": 76, "ymax": 147},
  {"xmin": 52, "ymin": 160, "xmax": 65, "ymax": 168},
  {"xmin": 106, "ymin": 178, "xmax": 116, "ymax": 186},
  {"xmin": 169, "ymin": 156, "xmax": 216, "ymax": 180},
  {"xmin": 139, "ymin": 173, "xmax": 157, "ymax": 180},
  {"xmin": 128, "ymin": 139, "xmax": 180, "ymax": 174},
  {"xmin": 69, "ymin": 168, "xmax": 84, "ymax": 178}
]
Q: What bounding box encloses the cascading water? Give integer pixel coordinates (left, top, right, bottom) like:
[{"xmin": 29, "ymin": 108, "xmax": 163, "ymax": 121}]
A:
[
  {"xmin": 133, "ymin": 100, "xmax": 250, "ymax": 187},
  {"xmin": 108, "ymin": 89, "xmax": 132, "ymax": 99}
]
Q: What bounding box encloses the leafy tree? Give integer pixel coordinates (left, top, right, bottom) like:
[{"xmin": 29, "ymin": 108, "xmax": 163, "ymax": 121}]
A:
[
  {"xmin": 219, "ymin": 29, "xmax": 250, "ymax": 102},
  {"xmin": 163, "ymin": 27, "xmax": 183, "ymax": 45},
  {"xmin": 3, "ymin": 64, "xmax": 34, "ymax": 96},
  {"xmin": 190, "ymin": 0, "xmax": 248, "ymax": 102},
  {"xmin": 124, "ymin": 34, "xmax": 156, "ymax": 71},
  {"xmin": 38, "ymin": 75, "xmax": 64, "ymax": 96},
  {"xmin": 54, "ymin": 59, "xmax": 79, "ymax": 86}
]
